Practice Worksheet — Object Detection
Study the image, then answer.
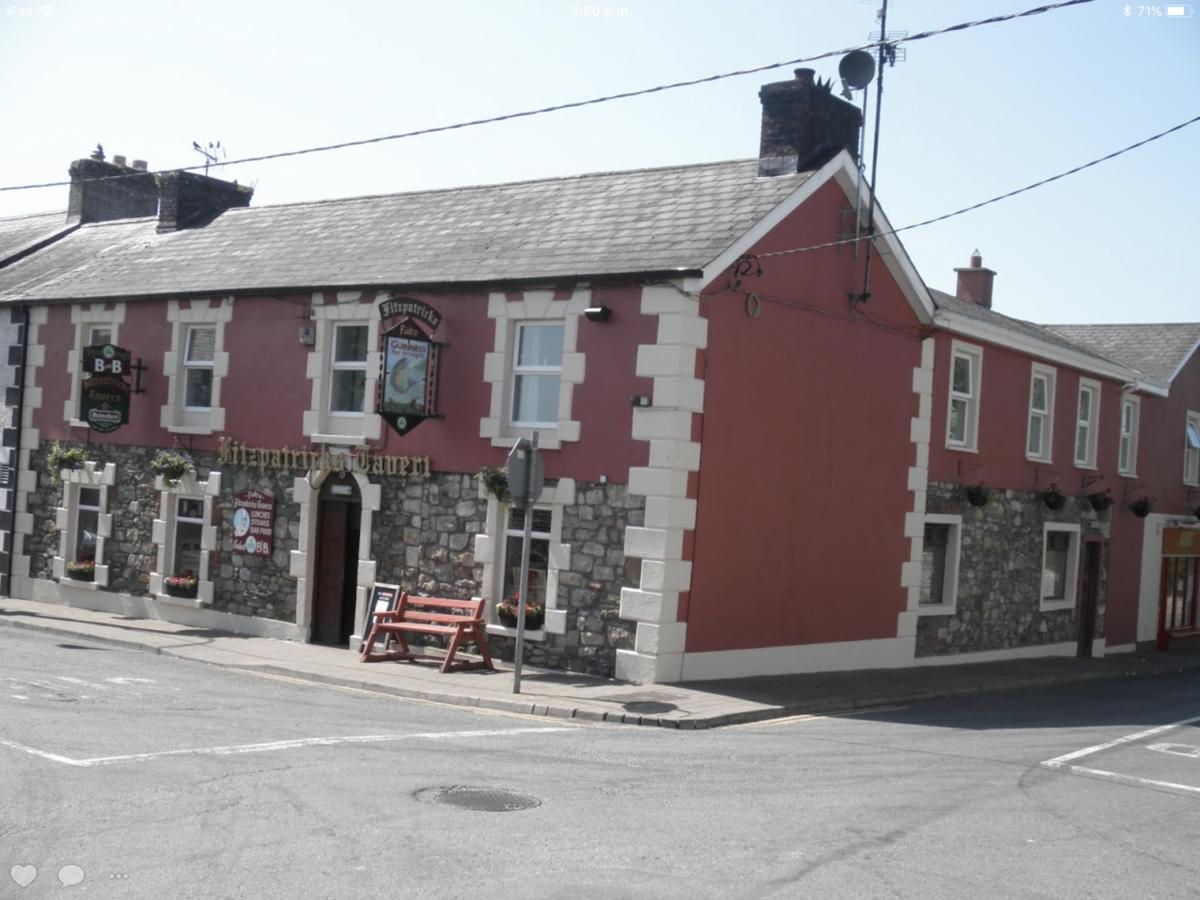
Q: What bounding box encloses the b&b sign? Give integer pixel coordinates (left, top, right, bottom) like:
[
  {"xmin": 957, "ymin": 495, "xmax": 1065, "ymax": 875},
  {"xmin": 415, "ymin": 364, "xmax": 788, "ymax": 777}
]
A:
[{"xmin": 80, "ymin": 344, "xmax": 132, "ymax": 433}]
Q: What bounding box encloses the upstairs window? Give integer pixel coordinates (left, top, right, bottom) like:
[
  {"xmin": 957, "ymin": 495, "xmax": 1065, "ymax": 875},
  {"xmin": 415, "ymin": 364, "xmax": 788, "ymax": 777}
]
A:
[
  {"xmin": 1074, "ymin": 379, "xmax": 1101, "ymax": 468},
  {"xmin": 1118, "ymin": 394, "xmax": 1140, "ymax": 477},
  {"xmin": 1185, "ymin": 412, "xmax": 1200, "ymax": 486},
  {"xmin": 183, "ymin": 326, "xmax": 216, "ymax": 410},
  {"xmin": 1026, "ymin": 365, "xmax": 1056, "ymax": 462},
  {"xmin": 947, "ymin": 342, "xmax": 982, "ymax": 451},
  {"xmin": 329, "ymin": 324, "xmax": 370, "ymax": 415},
  {"xmin": 511, "ymin": 323, "xmax": 564, "ymax": 428}
]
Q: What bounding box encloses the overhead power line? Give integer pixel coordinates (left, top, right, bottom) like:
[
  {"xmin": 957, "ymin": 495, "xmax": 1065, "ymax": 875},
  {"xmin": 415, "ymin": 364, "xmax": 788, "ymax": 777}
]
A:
[
  {"xmin": 0, "ymin": 0, "xmax": 1093, "ymax": 194},
  {"xmin": 756, "ymin": 112, "xmax": 1200, "ymax": 260}
]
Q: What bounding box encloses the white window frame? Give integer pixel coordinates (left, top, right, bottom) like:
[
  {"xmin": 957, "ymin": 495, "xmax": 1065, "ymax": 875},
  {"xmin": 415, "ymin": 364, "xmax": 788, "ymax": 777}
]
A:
[
  {"xmin": 183, "ymin": 327, "xmax": 216, "ymax": 410},
  {"xmin": 64, "ymin": 303, "xmax": 125, "ymax": 427},
  {"xmin": 1118, "ymin": 393, "xmax": 1140, "ymax": 477},
  {"xmin": 946, "ymin": 340, "xmax": 983, "ymax": 452},
  {"xmin": 302, "ymin": 294, "xmax": 382, "ymax": 446},
  {"xmin": 510, "ymin": 322, "xmax": 565, "ymax": 429},
  {"xmin": 1073, "ymin": 378, "xmax": 1101, "ymax": 469},
  {"xmin": 328, "ymin": 323, "xmax": 371, "ymax": 417},
  {"xmin": 1026, "ymin": 363, "xmax": 1056, "ymax": 463},
  {"xmin": 480, "ymin": 288, "xmax": 587, "ymax": 451},
  {"xmin": 51, "ymin": 461, "xmax": 115, "ymax": 590},
  {"xmin": 1185, "ymin": 410, "xmax": 1200, "ymax": 487},
  {"xmin": 918, "ymin": 514, "xmax": 962, "ymax": 614},
  {"xmin": 161, "ymin": 298, "xmax": 233, "ymax": 435},
  {"xmin": 149, "ymin": 470, "xmax": 220, "ymax": 607},
  {"xmin": 492, "ymin": 503, "xmax": 555, "ymax": 633},
  {"xmin": 1040, "ymin": 522, "xmax": 1081, "ymax": 612}
]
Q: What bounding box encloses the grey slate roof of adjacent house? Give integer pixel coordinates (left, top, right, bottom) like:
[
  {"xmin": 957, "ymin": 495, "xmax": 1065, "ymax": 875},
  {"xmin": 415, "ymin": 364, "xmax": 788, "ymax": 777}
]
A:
[
  {"xmin": 928, "ymin": 289, "xmax": 1129, "ymax": 371},
  {"xmin": 0, "ymin": 160, "xmax": 813, "ymax": 302},
  {"xmin": 0, "ymin": 210, "xmax": 71, "ymax": 266},
  {"xmin": 1044, "ymin": 323, "xmax": 1200, "ymax": 384}
]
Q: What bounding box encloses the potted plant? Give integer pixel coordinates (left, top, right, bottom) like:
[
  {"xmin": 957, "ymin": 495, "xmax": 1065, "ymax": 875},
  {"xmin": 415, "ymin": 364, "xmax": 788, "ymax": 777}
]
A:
[
  {"xmin": 496, "ymin": 597, "xmax": 545, "ymax": 630},
  {"xmin": 964, "ymin": 484, "xmax": 989, "ymax": 508},
  {"xmin": 64, "ymin": 559, "xmax": 95, "ymax": 582},
  {"xmin": 150, "ymin": 449, "xmax": 194, "ymax": 484},
  {"xmin": 478, "ymin": 465, "xmax": 510, "ymax": 503},
  {"xmin": 1039, "ymin": 485, "xmax": 1067, "ymax": 511},
  {"xmin": 1087, "ymin": 490, "xmax": 1114, "ymax": 512},
  {"xmin": 45, "ymin": 442, "xmax": 86, "ymax": 484},
  {"xmin": 1130, "ymin": 497, "xmax": 1154, "ymax": 518},
  {"xmin": 163, "ymin": 571, "xmax": 199, "ymax": 599}
]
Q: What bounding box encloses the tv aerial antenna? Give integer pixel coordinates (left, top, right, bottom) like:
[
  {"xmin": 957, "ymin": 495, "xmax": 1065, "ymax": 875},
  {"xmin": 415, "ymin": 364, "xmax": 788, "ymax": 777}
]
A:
[{"xmin": 192, "ymin": 140, "xmax": 225, "ymax": 176}]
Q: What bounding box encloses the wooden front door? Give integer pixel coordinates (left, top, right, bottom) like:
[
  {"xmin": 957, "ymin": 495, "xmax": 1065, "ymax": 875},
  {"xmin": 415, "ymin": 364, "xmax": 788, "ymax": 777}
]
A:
[
  {"xmin": 1077, "ymin": 539, "xmax": 1102, "ymax": 658},
  {"xmin": 312, "ymin": 476, "xmax": 362, "ymax": 646}
]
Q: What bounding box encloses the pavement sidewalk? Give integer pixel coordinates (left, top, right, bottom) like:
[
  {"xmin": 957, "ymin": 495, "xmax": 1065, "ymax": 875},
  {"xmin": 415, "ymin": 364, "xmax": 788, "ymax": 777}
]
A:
[{"xmin": 3, "ymin": 596, "xmax": 1198, "ymax": 729}]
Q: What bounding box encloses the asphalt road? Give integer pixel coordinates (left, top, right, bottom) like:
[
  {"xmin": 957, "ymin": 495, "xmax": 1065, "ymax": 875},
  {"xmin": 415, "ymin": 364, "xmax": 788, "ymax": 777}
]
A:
[{"xmin": 2, "ymin": 627, "xmax": 1199, "ymax": 899}]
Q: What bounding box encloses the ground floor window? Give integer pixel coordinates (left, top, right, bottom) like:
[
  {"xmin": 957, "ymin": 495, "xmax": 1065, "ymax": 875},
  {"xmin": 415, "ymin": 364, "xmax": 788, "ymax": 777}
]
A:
[
  {"xmin": 499, "ymin": 506, "xmax": 551, "ymax": 626},
  {"xmin": 1041, "ymin": 524, "xmax": 1081, "ymax": 610},
  {"xmin": 919, "ymin": 515, "xmax": 961, "ymax": 611},
  {"xmin": 53, "ymin": 462, "xmax": 114, "ymax": 587},
  {"xmin": 151, "ymin": 472, "xmax": 220, "ymax": 605}
]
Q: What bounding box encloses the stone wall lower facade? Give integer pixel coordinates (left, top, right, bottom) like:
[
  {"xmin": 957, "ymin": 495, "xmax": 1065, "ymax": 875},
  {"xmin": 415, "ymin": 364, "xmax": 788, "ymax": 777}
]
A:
[
  {"xmin": 916, "ymin": 481, "xmax": 1111, "ymax": 657},
  {"xmin": 23, "ymin": 440, "xmax": 641, "ymax": 676}
]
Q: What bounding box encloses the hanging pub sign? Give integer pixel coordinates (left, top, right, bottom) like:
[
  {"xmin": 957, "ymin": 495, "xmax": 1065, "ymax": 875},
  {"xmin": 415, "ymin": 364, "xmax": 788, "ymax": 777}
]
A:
[
  {"xmin": 232, "ymin": 489, "xmax": 275, "ymax": 556},
  {"xmin": 377, "ymin": 297, "xmax": 443, "ymax": 437},
  {"xmin": 80, "ymin": 343, "xmax": 133, "ymax": 433}
]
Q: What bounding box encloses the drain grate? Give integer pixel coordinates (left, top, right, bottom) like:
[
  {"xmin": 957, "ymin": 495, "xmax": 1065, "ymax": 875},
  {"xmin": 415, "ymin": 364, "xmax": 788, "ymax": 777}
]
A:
[{"xmin": 414, "ymin": 785, "xmax": 541, "ymax": 812}]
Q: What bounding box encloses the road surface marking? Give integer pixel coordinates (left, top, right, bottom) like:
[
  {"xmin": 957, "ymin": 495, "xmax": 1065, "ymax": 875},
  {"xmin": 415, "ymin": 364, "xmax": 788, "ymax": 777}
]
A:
[
  {"xmin": 1057, "ymin": 764, "xmax": 1200, "ymax": 796},
  {"xmin": 1042, "ymin": 713, "xmax": 1200, "ymax": 767},
  {"xmin": 1148, "ymin": 742, "xmax": 1200, "ymax": 759},
  {"xmin": 0, "ymin": 726, "xmax": 572, "ymax": 768},
  {"xmin": 727, "ymin": 705, "xmax": 909, "ymax": 729}
]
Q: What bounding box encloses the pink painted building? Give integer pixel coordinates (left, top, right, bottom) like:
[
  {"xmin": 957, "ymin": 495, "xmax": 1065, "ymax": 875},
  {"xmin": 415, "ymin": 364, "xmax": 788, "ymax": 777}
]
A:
[{"xmin": 0, "ymin": 72, "xmax": 1195, "ymax": 683}]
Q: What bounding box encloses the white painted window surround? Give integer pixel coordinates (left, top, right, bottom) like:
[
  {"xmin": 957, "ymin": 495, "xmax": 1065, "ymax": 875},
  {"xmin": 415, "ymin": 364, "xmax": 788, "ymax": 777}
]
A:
[
  {"xmin": 480, "ymin": 288, "xmax": 587, "ymax": 450},
  {"xmin": 1184, "ymin": 411, "xmax": 1200, "ymax": 487},
  {"xmin": 149, "ymin": 471, "xmax": 221, "ymax": 608},
  {"xmin": 918, "ymin": 514, "xmax": 962, "ymax": 614},
  {"xmin": 64, "ymin": 303, "xmax": 125, "ymax": 427},
  {"xmin": 161, "ymin": 298, "xmax": 232, "ymax": 434},
  {"xmin": 472, "ymin": 478, "xmax": 573, "ymax": 640},
  {"xmin": 1040, "ymin": 522, "xmax": 1081, "ymax": 612},
  {"xmin": 946, "ymin": 340, "xmax": 982, "ymax": 452},
  {"xmin": 1026, "ymin": 363, "xmax": 1056, "ymax": 463},
  {"xmin": 1074, "ymin": 378, "xmax": 1102, "ymax": 469},
  {"xmin": 52, "ymin": 462, "xmax": 116, "ymax": 590},
  {"xmin": 1118, "ymin": 393, "xmax": 1140, "ymax": 477},
  {"xmin": 302, "ymin": 294, "xmax": 383, "ymax": 446}
]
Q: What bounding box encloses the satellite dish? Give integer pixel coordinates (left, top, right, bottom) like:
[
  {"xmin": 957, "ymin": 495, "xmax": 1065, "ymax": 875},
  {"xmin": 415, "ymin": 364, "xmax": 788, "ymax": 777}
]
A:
[{"xmin": 838, "ymin": 50, "xmax": 876, "ymax": 90}]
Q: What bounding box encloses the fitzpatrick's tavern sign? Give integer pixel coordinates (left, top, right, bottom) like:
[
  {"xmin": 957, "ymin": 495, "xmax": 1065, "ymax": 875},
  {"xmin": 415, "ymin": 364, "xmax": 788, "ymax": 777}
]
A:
[
  {"xmin": 377, "ymin": 297, "xmax": 443, "ymax": 437},
  {"xmin": 80, "ymin": 343, "xmax": 133, "ymax": 433}
]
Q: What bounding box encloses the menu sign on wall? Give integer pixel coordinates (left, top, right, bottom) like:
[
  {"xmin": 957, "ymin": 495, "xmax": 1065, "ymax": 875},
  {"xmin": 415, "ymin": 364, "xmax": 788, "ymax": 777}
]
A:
[
  {"xmin": 80, "ymin": 344, "xmax": 132, "ymax": 433},
  {"xmin": 232, "ymin": 490, "xmax": 275, "ymax": 556}
]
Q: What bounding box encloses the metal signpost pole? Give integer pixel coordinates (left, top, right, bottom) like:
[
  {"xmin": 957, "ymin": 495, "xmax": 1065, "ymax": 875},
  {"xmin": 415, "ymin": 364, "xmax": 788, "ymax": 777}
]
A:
[{"xmin": 512, "ymin": 431, "xmax": 538, "ymax": 694}]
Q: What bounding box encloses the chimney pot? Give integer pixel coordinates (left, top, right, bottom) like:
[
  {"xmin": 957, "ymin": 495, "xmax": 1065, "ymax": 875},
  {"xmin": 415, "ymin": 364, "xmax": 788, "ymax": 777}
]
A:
[
  {"xmin": 112, "ymin": 154, "xmax": 127, "ymax": 168},
  {"xmin": 970, "ymin": 249, "xmax": 982, "ymax": 268},
  {"xmin": 132, "ymin": 160, "xmax": 148, "ymax": 171},
  {"xmin": 954, "ymin": 250, "xmax": 997, "ymax": 309},
  {"xmin": 794, "ymin": 68, "xmax": 815, "ymax": 84}
]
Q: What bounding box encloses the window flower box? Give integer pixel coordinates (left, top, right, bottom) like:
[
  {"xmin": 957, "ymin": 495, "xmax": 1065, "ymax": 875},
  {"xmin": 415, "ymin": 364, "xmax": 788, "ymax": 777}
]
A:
[
  {"xmin": 64, "ymin": 559, "xmax": 95, "ymax": 582},
  {"xmin": 163, "ymin": 572, "xmax": 199, "ymax": 599},
  {"xmin": 496, "ymin": 598, "xmax": 544, "ymax": 631}
]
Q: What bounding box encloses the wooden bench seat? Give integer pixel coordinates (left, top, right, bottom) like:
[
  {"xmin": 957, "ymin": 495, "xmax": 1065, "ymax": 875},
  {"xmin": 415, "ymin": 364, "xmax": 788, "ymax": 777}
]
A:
[{"xmin": 360, "ymin": 593, "xmax": 494, "ymax": 673}]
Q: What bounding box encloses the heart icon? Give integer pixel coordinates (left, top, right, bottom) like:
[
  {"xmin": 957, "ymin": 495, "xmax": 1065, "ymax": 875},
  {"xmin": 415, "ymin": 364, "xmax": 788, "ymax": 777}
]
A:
[
  {"xmin": 57, "ymin": 865, "xmax": 85, "ymax": 887},
  {"xmin": 10, "ymin": 865, "xmax": 37, "ymax": 887}
]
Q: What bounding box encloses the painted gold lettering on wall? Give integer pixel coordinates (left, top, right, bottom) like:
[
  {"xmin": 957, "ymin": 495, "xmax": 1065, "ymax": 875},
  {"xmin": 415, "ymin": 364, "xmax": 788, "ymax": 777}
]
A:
[{"xmin": 217, "ymin": 438, "xmax": 431, "ymax": 479}]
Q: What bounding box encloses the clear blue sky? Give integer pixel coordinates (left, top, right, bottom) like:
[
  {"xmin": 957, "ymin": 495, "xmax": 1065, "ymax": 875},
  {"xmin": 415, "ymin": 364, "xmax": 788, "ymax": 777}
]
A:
[{"xmin": 1, "ymin": 0, "xmax": 1196, "ymax": 323}]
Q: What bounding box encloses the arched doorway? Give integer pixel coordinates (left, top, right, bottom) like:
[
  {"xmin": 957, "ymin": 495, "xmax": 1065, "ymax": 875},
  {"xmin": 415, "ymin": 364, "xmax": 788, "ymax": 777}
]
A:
[{"xmin": 311, "ymin": 472, "xmax": 362, "ymax": 646}]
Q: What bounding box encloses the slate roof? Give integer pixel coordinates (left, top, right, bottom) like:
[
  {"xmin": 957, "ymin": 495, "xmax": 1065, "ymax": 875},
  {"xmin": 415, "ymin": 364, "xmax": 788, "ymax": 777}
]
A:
[
  {"xmin": 1044, "ymin": 323, "xmax": 1200, "ymax": 384},
  {"xmin": 0, "ymin": 210, "xmax": 70, "ymax": 265},
  {"xmin": 0, "ymin": 160, "xmax": 812, "ymax": 302},
  {"xmin": 929, "ymin": 289, "xmax": 1129, "ymax": 372}
]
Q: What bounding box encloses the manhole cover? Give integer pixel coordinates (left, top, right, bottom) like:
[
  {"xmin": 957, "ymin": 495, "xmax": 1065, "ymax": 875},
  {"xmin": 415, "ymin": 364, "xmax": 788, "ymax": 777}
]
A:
[{"xmin": 414, "ymin": 786, "xmax": 541, "ymax": 812}]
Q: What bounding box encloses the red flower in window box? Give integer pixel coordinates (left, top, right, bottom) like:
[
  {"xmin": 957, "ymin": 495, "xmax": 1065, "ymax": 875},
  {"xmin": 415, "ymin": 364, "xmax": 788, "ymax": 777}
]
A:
[
  {"xmin": 64, "ymin": 559, "xmax": 95, "ymax": 582},
  {"xmin": 164, "ymin": 570, "xmax": 199, "ymax": 599},
  {"xmin": 496, "ymin": 597, "xmax": 544, "ymax": 630}
]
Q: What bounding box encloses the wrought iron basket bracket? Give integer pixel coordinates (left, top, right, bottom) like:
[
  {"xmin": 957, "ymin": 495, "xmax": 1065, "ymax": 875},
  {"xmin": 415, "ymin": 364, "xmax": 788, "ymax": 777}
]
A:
[
  {"xmin": 956, "ymin": 460, "xmax": 983, "ymax": 481},
  {"xmin": 1033, "ymin": 466, "xmax": 1059, "ymax": 489}
]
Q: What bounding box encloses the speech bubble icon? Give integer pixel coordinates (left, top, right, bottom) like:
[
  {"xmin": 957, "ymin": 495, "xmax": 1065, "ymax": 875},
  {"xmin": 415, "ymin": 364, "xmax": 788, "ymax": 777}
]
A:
[
  {"xmin": 57, "ymin": 865, "xmax": 84, "ymax": 887},
  {"xmin": 10, "ymin": 865, "xmax": 37, "ymax": 887}
]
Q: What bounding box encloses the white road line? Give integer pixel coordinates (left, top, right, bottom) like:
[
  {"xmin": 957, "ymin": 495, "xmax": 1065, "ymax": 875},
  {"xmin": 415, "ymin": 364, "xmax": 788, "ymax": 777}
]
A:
[
  {"xmin": 1058, "ymin": 764, "xmax": 1200, "ymax": 796},
  {"xmin": 1148, "ymin": 743, "xmax": 1200, "ymax": 759},
  {"xmin": 1042, "ymin": 714, "xmax": 1200, "ymax": 768},
  {"xmin": 0, "ymin": 727, "xmax": 573, "ymax": 768},
  {"xmin": 728, "ymin": 704, "xmax": 910, "ymax": 730}
]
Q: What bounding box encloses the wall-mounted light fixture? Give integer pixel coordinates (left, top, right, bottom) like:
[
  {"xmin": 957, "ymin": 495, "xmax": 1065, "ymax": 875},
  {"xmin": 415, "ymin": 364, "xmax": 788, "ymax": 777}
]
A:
[{"xmin": 584, "ymin": 305, "xmax": 611, "ymax": 323}]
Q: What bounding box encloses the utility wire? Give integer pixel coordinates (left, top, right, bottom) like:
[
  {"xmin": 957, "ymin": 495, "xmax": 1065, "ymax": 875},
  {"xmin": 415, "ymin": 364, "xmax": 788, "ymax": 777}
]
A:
[
  {"xmin": 757, "ymin": 112, "xmax": 1200, "ymax": 260},
  {"xmin": 0, "ymin": 0, "xmax": 1093, "ymax": 194}
]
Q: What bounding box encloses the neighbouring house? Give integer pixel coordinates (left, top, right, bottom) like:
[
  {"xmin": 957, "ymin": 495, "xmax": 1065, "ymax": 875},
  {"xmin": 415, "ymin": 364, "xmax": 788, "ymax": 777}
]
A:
[{"xmin": 0, "ymin": 69, "xmax": 1195, "ymax": 682}]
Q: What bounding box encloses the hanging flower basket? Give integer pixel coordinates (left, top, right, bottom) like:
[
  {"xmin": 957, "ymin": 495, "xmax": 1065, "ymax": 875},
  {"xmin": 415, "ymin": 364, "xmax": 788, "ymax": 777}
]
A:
[
  {"xmin": 64, "ymin": 560, "xmax": 95, "ymax": 582},
  {"xmin": 1129, "ymin": 498, "xmax": 1154, "ymax": 518},
  {"xmin": 150, "ymin": 450, "xmax": 194, "ymax": 484},
  {"xmin": 45, "ymin": 442, "xmax": 86, "ymax": 484},
  {"xmin": 496, "ymin": 598, "xmax": 544, "ymax": 630},
  {"xmin": 478, "ymin": 465, "xmax": 510, "ymax": 503},
  {"xmin": 964, "ymin": 484, "xmax": 989, "ymax": 508},
  {"xmin": 163, "ymin": 572, "xmax": 198, "ymax": 599},
  {"xmin": 1039, "ymin": 486, "xmax": 1067, "ymax": 511},
  {"xmin": 1087, "ymin": 491, "xmax": 1114, "ymax": 512}
]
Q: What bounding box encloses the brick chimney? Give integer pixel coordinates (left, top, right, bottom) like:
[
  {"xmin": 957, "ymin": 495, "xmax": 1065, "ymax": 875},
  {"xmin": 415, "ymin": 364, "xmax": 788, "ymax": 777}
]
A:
[
  {"xmin": 67, "ymin": 156, "xmax": 159, "ymax": 224},
  {"xmin": 157, "ymin": 170, "xmax": 253, "ymax": 232},
  {"xmin": 954, "ymin": 250, "xmax": 997, "ymax": 308},
  {"xmin": 757, "ymin": 68, "xmax": 863, "ymax": 177}
]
